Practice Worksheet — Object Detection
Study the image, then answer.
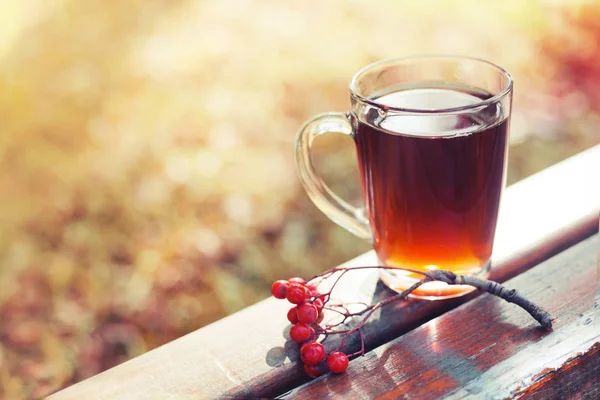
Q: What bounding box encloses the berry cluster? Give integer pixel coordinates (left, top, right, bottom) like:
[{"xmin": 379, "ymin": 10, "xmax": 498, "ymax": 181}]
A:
[{"xmin": 271, "ymin": 277, "xmax": 349, "ymax": 377}]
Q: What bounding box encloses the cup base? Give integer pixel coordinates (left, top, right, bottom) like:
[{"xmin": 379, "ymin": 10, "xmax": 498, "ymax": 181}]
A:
[{"xmin": 379, "ymin": 261, "xmax": 491, "ymax": 300}]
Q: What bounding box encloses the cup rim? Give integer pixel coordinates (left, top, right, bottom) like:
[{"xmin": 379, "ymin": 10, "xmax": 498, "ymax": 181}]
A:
[{"xmin": 348, "ymin": 55, "xmax": 513, "ymax": 114}]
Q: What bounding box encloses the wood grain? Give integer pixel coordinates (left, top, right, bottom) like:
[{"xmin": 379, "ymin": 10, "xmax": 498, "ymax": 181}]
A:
[
  {"xmin": 512, "ymin": 342, "xmax": 599, "ymax": 400},
  {"xmin": 282, "ymin": 235, "xmax": 599, "ymax": 399},
  {"xmin": 48, "ymin": 147, "xmax": 600, "ymax": 399}
]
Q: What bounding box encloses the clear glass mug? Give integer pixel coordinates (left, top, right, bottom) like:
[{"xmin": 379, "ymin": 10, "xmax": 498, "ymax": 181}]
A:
[{"xmin": 295, "ymin": 56, "xmax": 513, "ymax": 299}]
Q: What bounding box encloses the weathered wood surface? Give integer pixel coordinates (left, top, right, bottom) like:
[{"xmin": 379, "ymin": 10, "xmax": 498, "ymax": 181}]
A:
[
  {"xmin": 282, "ymin": 235, "xmax": 599, "ymax": 399},
  {"xmin": 49, "ymin": 146, "xmax": 600, "ymax": 399},
  {"xmin": 514, "ymin": 342, "xmax": 599, "ymax": 400}
]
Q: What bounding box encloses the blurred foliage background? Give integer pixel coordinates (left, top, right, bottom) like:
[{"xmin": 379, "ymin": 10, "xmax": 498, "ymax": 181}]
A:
[{"xmin": 0, "ymin": 0, "xmax": 599, "ymax": 398}]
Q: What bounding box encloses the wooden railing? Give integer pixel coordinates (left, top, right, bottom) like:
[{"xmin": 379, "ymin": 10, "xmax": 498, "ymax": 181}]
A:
[{"xmin": 49, "ymin": 145, "xmax": 600, "ymax": 400}]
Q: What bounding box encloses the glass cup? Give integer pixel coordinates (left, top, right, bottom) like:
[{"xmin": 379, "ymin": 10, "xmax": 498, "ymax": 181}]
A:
[{"xmin": 295, "ymin": 56, "xmax": 513, "ymax": 299}]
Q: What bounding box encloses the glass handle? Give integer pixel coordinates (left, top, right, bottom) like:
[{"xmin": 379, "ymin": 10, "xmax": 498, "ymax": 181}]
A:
[{"xmin": 294, "ymin": 112, "xmax": 372, "ymax": 241}]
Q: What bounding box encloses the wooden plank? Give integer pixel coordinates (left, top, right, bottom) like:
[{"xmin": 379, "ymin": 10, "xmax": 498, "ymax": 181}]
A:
[
  {"xmin": 512, "ymin": 342, "xmax": 600, "ymax": 399},
  {"xmin": 282, "ymin": 235, "xmax": 599, "ymax": 399},
  {"xmin": 49, "ymin": 146, "xmax": 600, "ymax": 399}
]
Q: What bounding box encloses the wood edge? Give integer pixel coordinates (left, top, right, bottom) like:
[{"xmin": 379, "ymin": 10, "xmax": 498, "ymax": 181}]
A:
[{"xmin": 512, "ymin": 341, "xmax": 600, "ymax": 399}]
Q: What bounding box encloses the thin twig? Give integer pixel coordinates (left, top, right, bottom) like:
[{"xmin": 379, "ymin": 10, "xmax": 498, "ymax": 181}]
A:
[
  {"xmin": 310, "ymin": 266, "xmax": 553, "ymax": 330},
  {"xmin": 424, "ymin": 270, "xmax": 554, "ymax": 329}
]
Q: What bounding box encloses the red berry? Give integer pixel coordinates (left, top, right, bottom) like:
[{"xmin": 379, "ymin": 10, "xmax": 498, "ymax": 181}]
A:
[
  {"xmin": 288, "ymin": 277, "xmax": 306, "ymax": 285},
  {"xmin": 271, "ymin": 280, "xmax": 289, "ymax": 299},
  {"xmin": 304, "ymin": 363, "xmax": 326, "ymax": 378},
  {"xmin": 313, "ymin": 298, "xmax": 324, "ymax": 311},
  {"xmin": 316, "ymin": 310, "xmax": 324, "ymax": 324},
  {"xmin": 306, "ymin": 283, "xmax": 318, "ymax": 293},
  {"xmin": 316, "ymin": 294, "xmax": 328, "ymax": 304},
  {"xmin": 286, "ymin": 283, "xmax": 309, "ymax": 304},
  {"xmin": 326, "ymin": 352, "xmax": 349, "ymax": 374},
  {"xmin": 306, "ymin": 327, "xmax": 317, "ymax": 342},
  {"xmin": 297, "ymin": 303, "xmax": 318, "ymax": 325},
  {"xmin": 300, "ymin": 342, "xmax": 325, "ymax": 365},
  {"xmin": 290, "ymin": 323, "xmax": 314, "ymax": 343},
  {"xmin": 287, "ymin": 307, "xmax": 299, "ymax": 324}
]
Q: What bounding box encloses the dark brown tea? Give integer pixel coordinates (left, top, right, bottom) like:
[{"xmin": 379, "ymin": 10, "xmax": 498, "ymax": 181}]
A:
[{"xmin": 353, "ymin": 86, "xmax": 509, "ymax": 294}]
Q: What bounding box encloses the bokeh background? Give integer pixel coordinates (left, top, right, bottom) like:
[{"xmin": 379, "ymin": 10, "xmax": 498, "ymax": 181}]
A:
[{"xmin": 1, "ymin": 0, "xmax": 599, "ymax": 398}]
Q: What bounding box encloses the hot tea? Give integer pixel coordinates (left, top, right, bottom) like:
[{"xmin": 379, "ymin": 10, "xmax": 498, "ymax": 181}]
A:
[{"xmin": 353, "ymin": 85, "xmax": 509, "ymax": 294}]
